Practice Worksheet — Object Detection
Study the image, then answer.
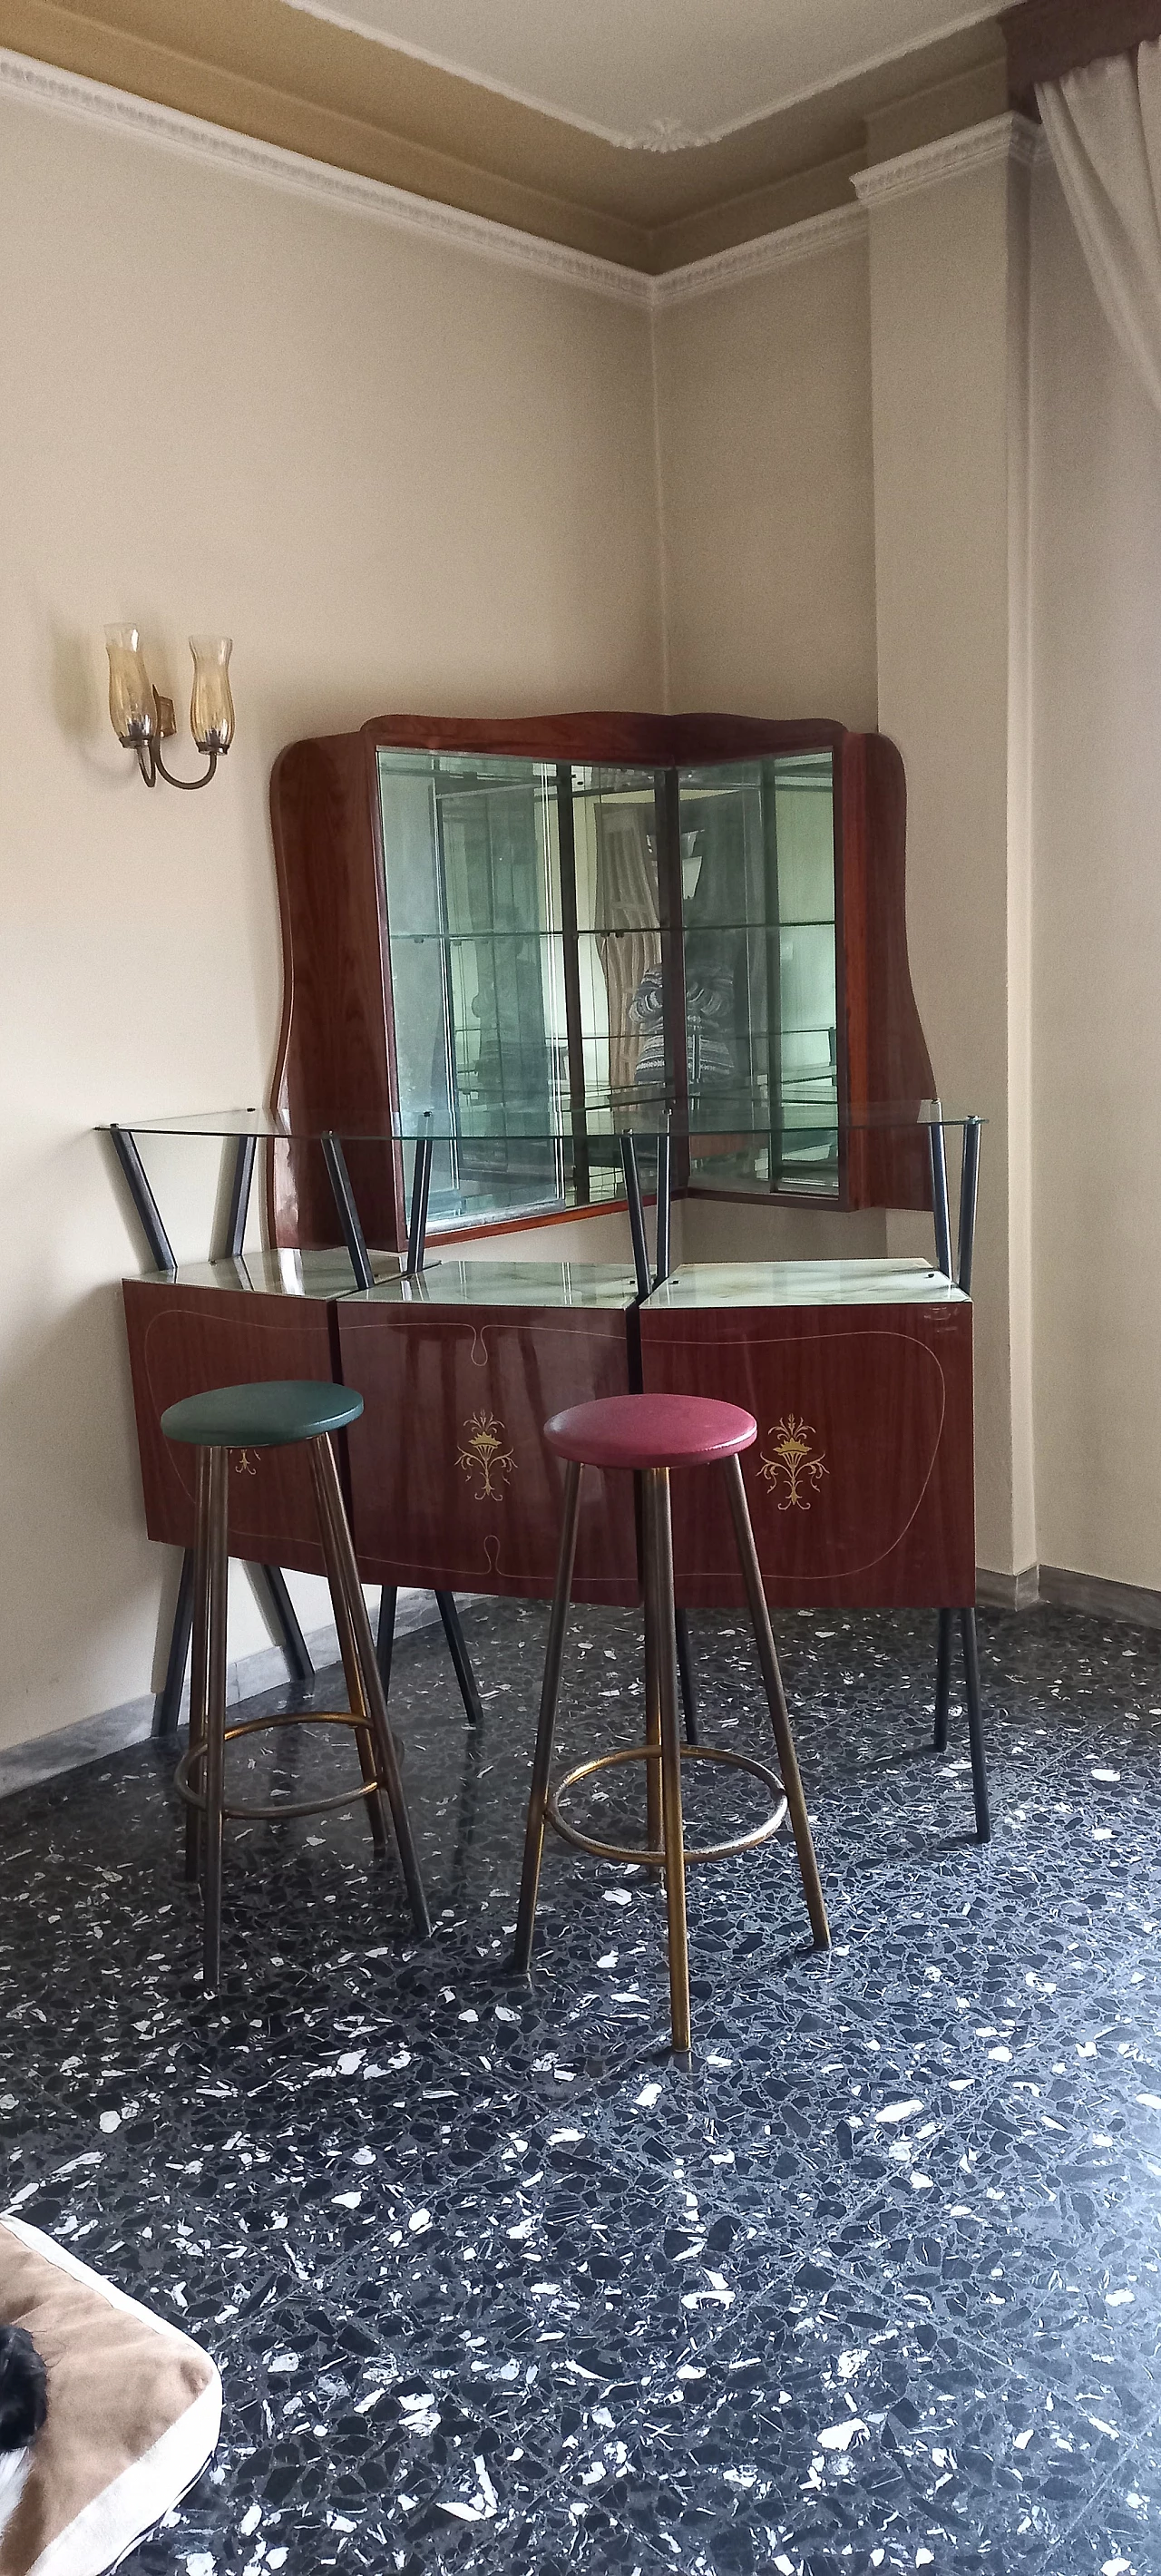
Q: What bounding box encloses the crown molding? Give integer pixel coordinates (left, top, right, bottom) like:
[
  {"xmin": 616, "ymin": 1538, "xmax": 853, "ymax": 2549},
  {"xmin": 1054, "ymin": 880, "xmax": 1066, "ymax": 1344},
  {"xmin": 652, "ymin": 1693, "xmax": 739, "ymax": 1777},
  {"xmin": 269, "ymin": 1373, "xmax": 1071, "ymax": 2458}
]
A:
[
  {"xmin": 853, "ymin": 108, "xmax": 1045, "ymax": 207},
  {"xmin": 652, "ymin": 202, "xmax": 868, "ymax": 307},
  {"xmin": 0, "ymin": 45, "xmax": 653, "ymax": 306},
  {"xmin": 0, "ymin": 44, "xmax": 879, "ymax": 311}
]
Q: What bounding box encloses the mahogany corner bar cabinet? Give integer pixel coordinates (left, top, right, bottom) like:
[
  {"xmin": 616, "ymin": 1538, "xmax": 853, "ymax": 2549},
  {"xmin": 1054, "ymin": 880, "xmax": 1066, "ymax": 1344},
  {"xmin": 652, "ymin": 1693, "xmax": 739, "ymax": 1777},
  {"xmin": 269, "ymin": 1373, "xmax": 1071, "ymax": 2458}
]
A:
[{"xmin": 115, "ymin": 707, "xmax": 990, "ymax": 1836}]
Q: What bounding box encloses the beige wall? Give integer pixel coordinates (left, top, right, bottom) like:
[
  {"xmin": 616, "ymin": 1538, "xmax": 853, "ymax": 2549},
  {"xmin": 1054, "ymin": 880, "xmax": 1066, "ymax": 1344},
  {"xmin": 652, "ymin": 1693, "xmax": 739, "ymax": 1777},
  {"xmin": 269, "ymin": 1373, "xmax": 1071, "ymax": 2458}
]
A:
[
  {"xmin": 868, "ymin": 150, "xmax": 1036, "ymax": 1582},
  {"xmin": 1029, "ymin": 161, "xmax": 1161, "ymax": 1588},
  {"xmin": 0, "ymin": 91, "xmax": 662, "ymax": 1750},
  {"xmin": 650, "ymin": 240, "xmax": 887, "ymax": 1272},
  {"xmin": 653, "ymin": 243, "xmax": 879, "ymax": 730}
]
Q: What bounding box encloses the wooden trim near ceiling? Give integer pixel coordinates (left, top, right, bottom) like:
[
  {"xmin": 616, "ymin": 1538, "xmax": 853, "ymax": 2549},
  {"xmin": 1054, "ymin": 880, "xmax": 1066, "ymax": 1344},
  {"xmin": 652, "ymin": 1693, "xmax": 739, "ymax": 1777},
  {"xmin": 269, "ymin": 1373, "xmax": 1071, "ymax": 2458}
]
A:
[{"xmin": 1001, "ymin": 0, "xmax": 1161, "ymax": 111}]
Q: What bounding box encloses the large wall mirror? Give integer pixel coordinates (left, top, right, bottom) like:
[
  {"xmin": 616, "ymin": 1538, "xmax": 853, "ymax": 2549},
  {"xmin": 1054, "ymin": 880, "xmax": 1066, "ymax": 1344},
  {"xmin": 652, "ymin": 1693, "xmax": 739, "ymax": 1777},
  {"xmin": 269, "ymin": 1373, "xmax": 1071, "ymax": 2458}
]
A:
[
  {"xmin": 374, "ymin": 744, "xmax": 842, "ymax": 1230},
  {"xmin": 268, "ymin": 710, "xmax": 934, "ymax": 1250}
]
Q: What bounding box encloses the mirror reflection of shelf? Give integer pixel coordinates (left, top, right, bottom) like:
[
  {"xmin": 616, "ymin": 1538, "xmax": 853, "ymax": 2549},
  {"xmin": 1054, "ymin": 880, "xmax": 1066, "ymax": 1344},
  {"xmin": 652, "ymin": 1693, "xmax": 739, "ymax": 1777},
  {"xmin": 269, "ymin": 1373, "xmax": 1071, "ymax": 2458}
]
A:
[{"xmin": 376, "ymin": 744, "xmax": 842, "ymax": 1219}]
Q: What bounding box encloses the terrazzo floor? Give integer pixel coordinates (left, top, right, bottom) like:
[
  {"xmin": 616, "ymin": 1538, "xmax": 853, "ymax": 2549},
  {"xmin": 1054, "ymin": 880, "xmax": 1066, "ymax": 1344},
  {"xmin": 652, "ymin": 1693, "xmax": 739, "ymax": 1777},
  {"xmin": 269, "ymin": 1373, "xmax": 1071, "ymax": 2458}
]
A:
[{"xmin": 2, "ymin": 1598, "xmax": 1161, "ymax": 2575}]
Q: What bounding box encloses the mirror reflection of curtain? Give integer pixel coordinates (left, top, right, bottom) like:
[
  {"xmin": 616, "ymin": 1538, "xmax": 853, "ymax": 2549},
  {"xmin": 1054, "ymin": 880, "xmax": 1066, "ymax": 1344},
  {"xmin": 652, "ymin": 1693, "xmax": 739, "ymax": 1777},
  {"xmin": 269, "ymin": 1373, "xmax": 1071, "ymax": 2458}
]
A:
[
  {"xmin": 443, "ymin": 784, "xmax": 547, "ymax": 1117},
  {"xmin": 682, "ymin": 795, "xmax": 746, "ymax": 1095},
  {"xmin": 594, "ymin": 804, "xmax": 660, "ymax": 1095}
]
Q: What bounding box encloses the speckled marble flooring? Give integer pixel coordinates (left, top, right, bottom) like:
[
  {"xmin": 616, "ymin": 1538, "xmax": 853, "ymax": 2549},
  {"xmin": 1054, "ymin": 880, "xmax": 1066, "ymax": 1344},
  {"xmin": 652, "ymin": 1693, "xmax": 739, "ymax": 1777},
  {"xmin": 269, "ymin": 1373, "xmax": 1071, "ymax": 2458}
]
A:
[{"xmin": 2, "ymin": 1600, "xmax": 1161, "ymax": 2575}]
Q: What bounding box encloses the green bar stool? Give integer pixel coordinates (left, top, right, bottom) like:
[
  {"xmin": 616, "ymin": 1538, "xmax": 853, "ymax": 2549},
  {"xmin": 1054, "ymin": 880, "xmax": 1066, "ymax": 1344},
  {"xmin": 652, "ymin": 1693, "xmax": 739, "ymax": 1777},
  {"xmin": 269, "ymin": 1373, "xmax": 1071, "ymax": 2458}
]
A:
[{"xmin": 161, "ymin": 1381, "xmax": 430, "ymax": 1989}]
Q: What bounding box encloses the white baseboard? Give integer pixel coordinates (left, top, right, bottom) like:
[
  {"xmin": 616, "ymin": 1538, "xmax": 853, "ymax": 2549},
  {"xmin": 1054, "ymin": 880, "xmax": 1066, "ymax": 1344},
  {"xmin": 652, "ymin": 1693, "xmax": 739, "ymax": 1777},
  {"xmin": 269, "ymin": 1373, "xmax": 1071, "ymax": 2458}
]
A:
[
  {"xmin": 975, "ymin": 1565, "xmax": 1040, "ymax": 1611},
  {"xmin": 977, "ymin": 1562, "xmax": 1161, "ymax": 1628},
  {"xmin": 0, "ymin": 1590, "xmax": 459, "ymax": 1800},
  {"xmin": 1036, "ymin": 1563, "xmax": 1161, "ymax": 1631}
]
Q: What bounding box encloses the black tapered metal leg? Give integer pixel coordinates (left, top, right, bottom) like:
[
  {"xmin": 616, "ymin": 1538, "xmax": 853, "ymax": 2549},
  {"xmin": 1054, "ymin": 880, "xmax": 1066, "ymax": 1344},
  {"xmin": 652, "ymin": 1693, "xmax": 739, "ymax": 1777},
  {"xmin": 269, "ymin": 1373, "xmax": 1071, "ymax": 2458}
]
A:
[
  {"xmin": 201, "ymin": 1446, "xmax": 229, "ymax": 1994},
  {"xmin": 308, "ymin": 1437, "xmax": 431, "ymax": 1937},
  {"xmin": 675, "ymin": 1609, "xmax": 698, "ymax": 1746},
  {"xmin": 960, "ymin": 1608, "xmax": 991, "ymax": 1842},
  {"xmin": 109, "ymin": 1124, "xmax": 176, "ymax": 1273},
  {"xmin": 620, "ymin": 1134, "xmax": 651, "ymax": 1302},
  {"xmin": 435, "ymin": 1591, "xmax": 483, "ymax": 1726},
  {"xmin": 513, "ymin": 1462, "xmax": 582, "ymax": 1976},
  {"xmin": 223, "ymin": 1132, "xmax": 257, "ymax": 1260},
  {"xmin": 722, "ymin": 1457, "xmax": 830, "ymax": 1951},
  {"xmin": 933, "ymin": 1608, "xmax": 952, "ymax": 1753},
  {"xmin": 154, "ymin": 1549, "xmax": 195, "ymax": 1740},
  {"xmin": 376, "ymin": 1586, "xmax": 399, "ymax": 1702},
  {"xmin": 927, "ymin": 1117, "xmax": 953, "ymax": 1280},
  {"xmin": 405, "ymin": 1122, "xmax": 434, "ymax": 1277},
  {"xmin": 257, "ymin": 1565, "xmax": 314, "ymax": 1684},
  {"xmin": 321, "ymin": 1130, "xmax": 374, "ymax": 1292}
]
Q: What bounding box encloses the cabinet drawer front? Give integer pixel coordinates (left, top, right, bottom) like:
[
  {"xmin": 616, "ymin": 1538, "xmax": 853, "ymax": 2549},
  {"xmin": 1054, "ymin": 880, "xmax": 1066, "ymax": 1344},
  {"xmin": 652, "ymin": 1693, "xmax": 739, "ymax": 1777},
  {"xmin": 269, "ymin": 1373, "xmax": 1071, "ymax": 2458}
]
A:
[
  {"xmin": 122, "ymin": 1283, "xmax": 337, "ymax": 1576},
  {"xmin": 339, "ymin": 1304, "xmax": 639, "ymax": 1603},
  {"xmin": 640, "ymin": 1305, "xmax": 974, "ymax": 1608}
]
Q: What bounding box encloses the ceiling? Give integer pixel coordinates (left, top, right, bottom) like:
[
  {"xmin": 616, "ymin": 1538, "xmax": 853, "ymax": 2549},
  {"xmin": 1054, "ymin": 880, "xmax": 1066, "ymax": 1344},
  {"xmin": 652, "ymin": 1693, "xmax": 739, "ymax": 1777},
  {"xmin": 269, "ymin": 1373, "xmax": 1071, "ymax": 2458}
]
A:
[
  {"xmin": 282, "ymin": 0, "xmax": 1000, "ymax": 150},
  {"xmin": 0, "ymin": 0, "xmax": 1010, "ymax": 268}
]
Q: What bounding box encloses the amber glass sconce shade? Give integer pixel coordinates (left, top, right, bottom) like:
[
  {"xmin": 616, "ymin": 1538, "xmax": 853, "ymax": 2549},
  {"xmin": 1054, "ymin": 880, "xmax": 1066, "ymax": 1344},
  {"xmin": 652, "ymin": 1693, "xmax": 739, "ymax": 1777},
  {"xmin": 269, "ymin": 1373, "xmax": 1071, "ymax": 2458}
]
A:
[
  {"xmin": 104, "ymin": 626, "xmax": 157, "ymax": 749},
  {"xmin": 190, "ymin": 637, "xmax": 234, "ymax": 755},
  {"xmin": 105, "ymin": 626, "xmax": 234, "ymax": 790}
]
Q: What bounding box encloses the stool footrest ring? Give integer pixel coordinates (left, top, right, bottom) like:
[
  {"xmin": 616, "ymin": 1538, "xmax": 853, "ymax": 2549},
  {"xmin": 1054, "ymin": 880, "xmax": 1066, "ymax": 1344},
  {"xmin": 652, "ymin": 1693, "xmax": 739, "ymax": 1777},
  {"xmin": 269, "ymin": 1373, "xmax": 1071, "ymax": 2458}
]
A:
[
  {"xmin": 544, "ymin": 1742, "xmax": 788, "ymax": 1869},
  {"xmin": 176, "ymin": 1709, "xmax": 388, "ymax": 1826}
]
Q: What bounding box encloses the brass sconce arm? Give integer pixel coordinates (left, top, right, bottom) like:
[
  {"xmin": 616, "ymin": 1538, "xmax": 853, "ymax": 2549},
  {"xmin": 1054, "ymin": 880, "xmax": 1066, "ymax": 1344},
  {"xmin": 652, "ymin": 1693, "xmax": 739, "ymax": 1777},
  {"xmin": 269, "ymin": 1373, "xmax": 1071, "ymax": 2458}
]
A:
[{"xmin": 134, "ymin": 705, "xmax": 220, "ymax": 791}]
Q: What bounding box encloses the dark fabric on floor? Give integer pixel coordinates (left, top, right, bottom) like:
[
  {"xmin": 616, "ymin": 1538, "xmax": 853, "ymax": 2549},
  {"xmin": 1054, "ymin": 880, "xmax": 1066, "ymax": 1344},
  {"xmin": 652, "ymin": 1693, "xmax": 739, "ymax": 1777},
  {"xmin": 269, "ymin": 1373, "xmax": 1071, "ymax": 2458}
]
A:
[{"xmin": 1, "ymin": 1599, "xmax": 1159, "ymax": 2574}]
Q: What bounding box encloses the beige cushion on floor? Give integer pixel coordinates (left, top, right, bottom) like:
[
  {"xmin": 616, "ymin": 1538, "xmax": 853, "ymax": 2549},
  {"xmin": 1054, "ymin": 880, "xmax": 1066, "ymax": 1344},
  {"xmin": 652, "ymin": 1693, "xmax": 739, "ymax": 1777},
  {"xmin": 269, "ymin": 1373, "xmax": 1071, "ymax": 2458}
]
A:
[{"xmin": 0, "ymin": 2216, "xmax": 222, "ymax": 2576}]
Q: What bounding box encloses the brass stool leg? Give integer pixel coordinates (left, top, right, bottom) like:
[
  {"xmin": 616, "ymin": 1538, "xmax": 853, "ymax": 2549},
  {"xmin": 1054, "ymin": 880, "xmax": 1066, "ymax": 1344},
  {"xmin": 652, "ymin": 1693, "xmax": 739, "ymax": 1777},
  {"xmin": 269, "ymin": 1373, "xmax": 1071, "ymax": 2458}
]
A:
[
  {"xmin": 185, "ymin": 1450, "xmax": 211, "ymax": 1886},
  {"xmin": 513, "ymin": 1460, "xmax": 582, "ymax": 1976},
  {"xmin": 309, "ymin": 1446, "xmax": 388, "ymax": 1856},
  {"xmin": 201, "ymin": 1445, "xmax": 229, "ymax": 1993},
  {"xmin": 643, "ymin": 1566, "xmax": 664, "ymax": 1865},
  {"xmin": 645, "ymin": 1469, "xmax": 692, "ymax": 2055},
  {"xmin": 636, "ymin": 1472, "xmax": 663, "ymax": 1860},
  {"xmin": 308, "ymin": 1435, "xmax": 431, "ymax": 1937},
  {"xmin": 722, "ymin": 1455, "xmax": 831, "ymax": 1953}
]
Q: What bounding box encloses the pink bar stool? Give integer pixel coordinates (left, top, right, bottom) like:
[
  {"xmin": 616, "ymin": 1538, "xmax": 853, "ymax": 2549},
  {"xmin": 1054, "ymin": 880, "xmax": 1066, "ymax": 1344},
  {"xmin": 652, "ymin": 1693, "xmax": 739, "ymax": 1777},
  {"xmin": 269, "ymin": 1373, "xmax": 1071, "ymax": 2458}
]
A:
[{"xmin": 513, "ymin": 1393, "xmax": 830, "ymax": 2054}]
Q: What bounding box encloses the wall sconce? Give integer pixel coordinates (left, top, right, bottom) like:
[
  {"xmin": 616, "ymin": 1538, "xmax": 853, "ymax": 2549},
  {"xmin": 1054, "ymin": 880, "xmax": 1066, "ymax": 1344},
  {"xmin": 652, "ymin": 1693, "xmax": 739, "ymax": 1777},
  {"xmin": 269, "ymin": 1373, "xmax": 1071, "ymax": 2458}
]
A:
[{"xmin": 105, "ymin": 627, "xmax": 234, "ymax": 790}]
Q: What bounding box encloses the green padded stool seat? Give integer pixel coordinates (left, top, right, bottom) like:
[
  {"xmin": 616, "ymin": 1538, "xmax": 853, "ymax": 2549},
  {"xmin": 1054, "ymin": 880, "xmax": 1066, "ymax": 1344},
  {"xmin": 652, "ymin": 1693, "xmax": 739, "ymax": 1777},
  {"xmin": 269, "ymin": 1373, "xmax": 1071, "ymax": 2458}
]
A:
[
  {"xmin": 162, "ymin": 1381, "xmax": 364, "ymax": 1449},
  {"xmin": 166, "ymin": 1376, "xmax": 429, "ymax": 1990}
]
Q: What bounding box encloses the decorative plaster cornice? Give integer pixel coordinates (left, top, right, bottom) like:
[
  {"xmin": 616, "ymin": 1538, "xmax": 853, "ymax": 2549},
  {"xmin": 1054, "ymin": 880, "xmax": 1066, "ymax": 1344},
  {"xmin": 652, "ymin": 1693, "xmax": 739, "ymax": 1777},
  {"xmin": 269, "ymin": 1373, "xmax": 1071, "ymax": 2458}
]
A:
[
  {"xmin": 0, "ymin": 45, "xmax": 653, "ymax": 307},
  {"xmin": 853, "ymin": 109, "xmax": 1045, "ymax": 210},
  {"xmin": 652, "ymin": 202, "xmax": 868, "ymax": 308},
  {"xmin": 633, "ymin": 117, "xmax": 716, "ymax": 154},
  {"xmin": 0, "ymin": 44, "xmax": 878, "ymax": 312}
]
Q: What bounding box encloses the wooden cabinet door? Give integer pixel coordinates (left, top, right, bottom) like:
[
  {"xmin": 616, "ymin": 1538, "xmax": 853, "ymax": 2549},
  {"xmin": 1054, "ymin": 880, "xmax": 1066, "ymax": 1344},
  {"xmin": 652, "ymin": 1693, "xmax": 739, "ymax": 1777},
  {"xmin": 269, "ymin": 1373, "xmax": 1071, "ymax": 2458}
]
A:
[
  {"xmin": 338, "ymin": 1301, "xmax": 639, "ymax": 1604},
  {"xmin": 639, "ymin": 1302, "xmax": 974, "ymax": 1608},
  {"xmin": 122, "ymin": 1282, "xmax": 339, "ymax": 1575}
]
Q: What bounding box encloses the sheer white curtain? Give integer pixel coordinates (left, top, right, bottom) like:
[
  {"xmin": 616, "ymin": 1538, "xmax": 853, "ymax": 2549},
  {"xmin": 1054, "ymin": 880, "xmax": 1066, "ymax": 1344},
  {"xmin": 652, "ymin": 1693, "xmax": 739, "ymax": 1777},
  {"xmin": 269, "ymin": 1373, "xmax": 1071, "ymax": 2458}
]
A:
[{"xmin": 1039, "ymin": 40, "xmax": 1161, "ymax": 416}]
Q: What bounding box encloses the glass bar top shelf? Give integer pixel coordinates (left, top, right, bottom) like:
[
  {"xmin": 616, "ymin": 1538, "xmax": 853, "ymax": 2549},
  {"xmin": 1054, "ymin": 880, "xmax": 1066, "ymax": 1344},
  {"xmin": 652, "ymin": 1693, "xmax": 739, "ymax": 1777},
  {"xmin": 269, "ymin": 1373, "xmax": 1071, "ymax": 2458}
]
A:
[
  {"xmin": 109, "ymin": 1102, "xmax": 982, "ymax": 1279},
  {"xmin": 117, "ymin": 1100, "xmax": 984, "ymax": 1142},
  {"xmin": 108, "ymin": 1104, "xmax": 981, "ymax": 1296}
]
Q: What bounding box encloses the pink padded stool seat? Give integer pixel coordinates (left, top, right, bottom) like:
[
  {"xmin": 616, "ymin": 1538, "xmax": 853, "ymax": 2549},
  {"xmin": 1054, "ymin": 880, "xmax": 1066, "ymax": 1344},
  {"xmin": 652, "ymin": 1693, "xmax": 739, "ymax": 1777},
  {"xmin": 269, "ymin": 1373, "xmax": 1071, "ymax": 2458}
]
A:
[{"xmin": 545, "ymin": 1392, "xmax": 756, "ymax": 1472}]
